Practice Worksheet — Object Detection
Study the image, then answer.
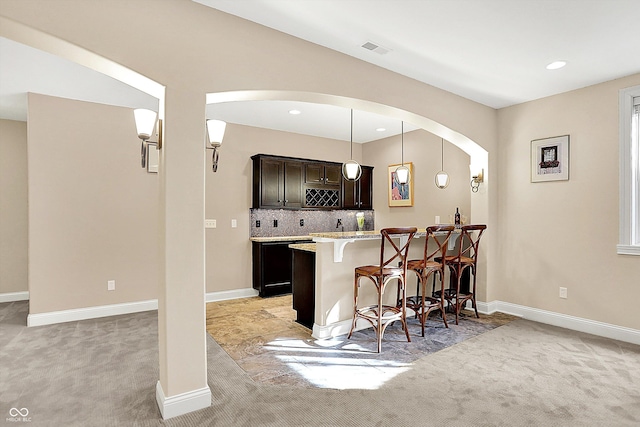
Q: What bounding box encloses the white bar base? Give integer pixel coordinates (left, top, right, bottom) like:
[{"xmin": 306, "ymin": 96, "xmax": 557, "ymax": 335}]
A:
[{"xmin": 155, "ymin": 381, "xmax": 211, "ymax": 420}]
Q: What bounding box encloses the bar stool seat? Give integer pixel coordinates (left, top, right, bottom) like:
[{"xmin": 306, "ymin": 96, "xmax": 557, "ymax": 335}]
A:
[{"xmin": 348, "ymin": 227, "xmax": 417, "ymax": 353}]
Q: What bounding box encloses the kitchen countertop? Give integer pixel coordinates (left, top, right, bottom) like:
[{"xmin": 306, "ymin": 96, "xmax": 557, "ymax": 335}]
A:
[
  {"xmin": 289, "ymin": 243, "xmax": 316, "ymax": 253},
  {"xmin": 310, "ymin": 229, "xmax": 431, "ymax": 240},
  {"xmin": 249, "ymin": 235, "xmax": 313, "ymax": 242}
]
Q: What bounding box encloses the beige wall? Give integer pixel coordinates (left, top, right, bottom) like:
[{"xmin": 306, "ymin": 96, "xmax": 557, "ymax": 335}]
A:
[
  {"xmin": 0, "ymin": 1, "xmax": 636, "ymax": 333},
  {"xmin": 364, "ymin": 129, "xmax": 471, "ymax": 229},
  {"xmin": 0, "ymin": 119, "xmax": 28, "ymax": 294},
  {"xmin": 497, "ymin": 74, "xmax": 640, "ymax": 330},
  {"xmin": 206, "ymin": 125, "xmax": 470, "ymax": 293},
  {"xmin": 205, "ymin": 123, "xmax": 362, "ymax": 293},
  {"xmin": 26, "ymin": 93, "xmax": 159, "ymax": 313}
]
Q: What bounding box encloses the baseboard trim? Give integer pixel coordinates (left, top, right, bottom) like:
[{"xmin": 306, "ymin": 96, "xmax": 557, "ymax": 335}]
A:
[
  {"xmin": 27, "ymin": 299, "xmax": 158, "ymax": 327},
  {"xmin": 0, "ymin": 291, "xmax": 29, "ymax": 303},
  {"xmin": 24, "ymin": 288, "xmax": 258, "ymax": 327},
  {"xmin": 313, "ymin": 301, "xmax": 640, "ymax": 346},
  {"xmin": 155, "ymin": 381, "xmax": 211, "ymax": 420},
  {"xmin": 205, "ymin": 288, "xmax": 258, "ymax": 303},
  {"xmin": 480, "ymin": 300, "xmax": 640, "ymax": 346}
]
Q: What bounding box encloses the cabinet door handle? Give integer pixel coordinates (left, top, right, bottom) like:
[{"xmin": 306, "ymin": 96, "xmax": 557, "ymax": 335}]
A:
[{"xmin": 285, "ymin": 199, "xmax": 289, "ymax": 203}]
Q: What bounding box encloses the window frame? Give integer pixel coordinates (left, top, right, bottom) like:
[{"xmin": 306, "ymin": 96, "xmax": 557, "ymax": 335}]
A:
[{"xmin": 618, "ymin": 85, "xmax": 640, "ymax": 255}]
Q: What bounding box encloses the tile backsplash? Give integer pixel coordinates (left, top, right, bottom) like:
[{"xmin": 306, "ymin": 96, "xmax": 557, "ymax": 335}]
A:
[{"xmin": 250, "ymin": 209, "xmax": 375, "ymax": 237}]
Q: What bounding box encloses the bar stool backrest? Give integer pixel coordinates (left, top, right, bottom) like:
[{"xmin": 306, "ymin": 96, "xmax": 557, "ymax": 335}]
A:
[
  {"xmin": 424, "ymin": 225, "xmax": 456, "ymax": 263},
  {"xmin": 451, "ymin": 224, "xmax": 487, "ymax": 265},
  {"xmin": 379, "ymin": 227, "xmax": 418, "ymax": 275}
]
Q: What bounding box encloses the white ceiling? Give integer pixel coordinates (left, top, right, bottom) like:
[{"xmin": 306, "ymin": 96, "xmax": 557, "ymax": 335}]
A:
[
  {"xmin": 2, "ymin": 1, "xmax": 639, "ymax": 143},
  {"xmin": 198, "ymin": 0, "xmax": 640, "ymax": 108}
]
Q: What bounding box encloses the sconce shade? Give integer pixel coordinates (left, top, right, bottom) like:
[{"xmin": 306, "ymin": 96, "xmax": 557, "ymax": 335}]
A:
[
  {"xmin": 342, "ymin": 160, "xmax": 362, "ymax": 181},
  {"xmin": 206, "ymin": 119, "xmax": 226, "ymax": 147},
  {"xmin": 396, "ymin": 165, "xmax": 410, "ymax": 185},
  {"xmin": 435, "ymin": 171, "xmax": 450, "ymax": 189},
  {"xmin": 134, "ymin": 109, "xmax": 157, "ymax": 141}
]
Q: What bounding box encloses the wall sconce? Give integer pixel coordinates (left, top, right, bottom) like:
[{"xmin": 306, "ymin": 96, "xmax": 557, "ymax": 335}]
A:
[
  {"xmin": 395, "ymin": 121, "xmax": 411, "ymax": 185},
  {"xmin": 471, "ymin": 168, "xmax": 484, "ymax": 192},
  {"xmin": 134, "ymin": 108, "xmax": 162, "ymax": 169},
  {"xmin": 206, "ymin": 119, "xmax": 226, "ymax": 172}
]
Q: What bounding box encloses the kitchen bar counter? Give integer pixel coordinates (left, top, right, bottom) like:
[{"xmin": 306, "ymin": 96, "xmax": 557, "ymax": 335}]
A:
[
  {"xmin": 310, "ymin": 228, "xmax": 459, "ymax": 262},
  {"xmin": 289, "ymin": 242, "xmax": 316, "ymax": 252},
  {"xmin": 309, "ymin": 228, "xmax": 462, "ymax": 340}
]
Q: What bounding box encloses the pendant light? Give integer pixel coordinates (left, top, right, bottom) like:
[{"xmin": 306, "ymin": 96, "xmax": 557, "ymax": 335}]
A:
[
  {"xmin": 342, "ymin": 109, "xmax": 362, "ymax": 181},
  {"xmin": 395, "ymin": 121, "xmax": 410, "ymax": 185},
  {"xmin": 435, "ymin": 138, "xmax": 450, "ymax": 189}
]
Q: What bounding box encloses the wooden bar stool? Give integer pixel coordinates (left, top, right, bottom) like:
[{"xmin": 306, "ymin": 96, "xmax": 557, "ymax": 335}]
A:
[
  {"xmin": 405, "ymin": 225, "xmax": 455, "ymax": 336},
  {"xmin": 347, "ymin": 227, "xmax": 417, "ymax": 353},
  {"xmin": 441, "ymin": 224, "xmax": 486, "ymax": 325}
]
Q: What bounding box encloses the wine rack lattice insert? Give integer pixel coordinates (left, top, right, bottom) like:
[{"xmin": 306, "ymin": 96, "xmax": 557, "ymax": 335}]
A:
[{"xmin": 305, "ymin": 189, "xmax": 340, "ymax": 207}]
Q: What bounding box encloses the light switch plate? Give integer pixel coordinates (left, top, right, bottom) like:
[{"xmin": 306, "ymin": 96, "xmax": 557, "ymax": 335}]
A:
[
  {"xmin": 205, "ymin": 219, "xmax": 216, "ymax": 229},
  {"xmin": 231, "ymin": 219, "xmax": 237, "ymax": 228},
  {"xmin": 107, "ymin": 280, "xmax": 115, "ymax": 291}
]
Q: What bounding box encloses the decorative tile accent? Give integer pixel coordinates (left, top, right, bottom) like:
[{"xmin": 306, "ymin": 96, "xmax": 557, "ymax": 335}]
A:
[{"xmin": 250, "ymin": 209, "xmax": 375, "ymax": 237}]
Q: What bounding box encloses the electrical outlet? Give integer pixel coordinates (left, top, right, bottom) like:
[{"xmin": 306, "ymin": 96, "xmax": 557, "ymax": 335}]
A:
[
  {"xmin": 559, "ymin": 287, "xmax": 567, "ymax": 299},
  {"xmin": 256, "ymin": 220, "xmax": 261, "ymax": 228},
  {"xmin": 300, "ymin": 219, "xmax": 304, "ymax": 226},
  {"xmin": 107, "ymin": 280, "xmax": 115, "ymax": 291},
  {"xmin": 205, "ymin": 219, "xmax": 216, "ymax": 229},
  {"xmin": 231, "ymin": 219, "xmax": 237, "ymax": 228},
  {"xmin": 273, "ymin": 219, "xmax": 278, "ymax": 227}
]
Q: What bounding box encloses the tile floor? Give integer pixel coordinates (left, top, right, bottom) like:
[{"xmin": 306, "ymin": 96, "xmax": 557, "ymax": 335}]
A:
[{"xmin": 206, "ymin": 295, "xmax": 516, "ymax": 389}]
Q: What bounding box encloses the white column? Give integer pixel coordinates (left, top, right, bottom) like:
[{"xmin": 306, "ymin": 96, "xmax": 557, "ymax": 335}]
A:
[{"xmin": 156, "ymin": 88, "xmax": 210, "ymax": 419}]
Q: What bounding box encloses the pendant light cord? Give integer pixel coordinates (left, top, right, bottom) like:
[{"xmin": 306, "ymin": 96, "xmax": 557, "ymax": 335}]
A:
[
  {"xmin": 350, "ymin": 109, "xmax": 353, "ymax": 159},
  {"xmin": 441, "ymin": 138, "xmax": 444, "ymax": 169},
  {"xmin": 401, "ymin": 121, "xmax": 404, "ymax": 165}
]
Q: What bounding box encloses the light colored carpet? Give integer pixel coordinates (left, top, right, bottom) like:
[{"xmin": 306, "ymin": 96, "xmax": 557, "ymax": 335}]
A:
[{"xmin": 1, "ymin": 301, "xmax": 639, "ymax": 426}]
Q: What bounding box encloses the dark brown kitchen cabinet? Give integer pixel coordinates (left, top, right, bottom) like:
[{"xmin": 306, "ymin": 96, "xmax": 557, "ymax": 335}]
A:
[
  {"xmin": 252, "ymin": 154, "xmax": 373, "ymax": 209},
  {"xmin": 304, "ymin": 163, "xmax": 341, "ymax": 186},
  {"xmin": 342, "ymin": 165, "xmax": 373, "ymax": 210},
  {"xmin": 291, "ymin": 247, "xmax": 315, "ymax": 329},
  {"xmin": 252, "ymin": 240, "xmax": 311, "ymax": 297},
  {"xmin": 252, "ymin": 156, "xmax": 302, "ymax": 208}
]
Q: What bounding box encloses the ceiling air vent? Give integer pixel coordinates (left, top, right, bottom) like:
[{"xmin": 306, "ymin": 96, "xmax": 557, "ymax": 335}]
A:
[{"xmin": 361, "ymin": 41, "xmax": 390, "ymax": 55}]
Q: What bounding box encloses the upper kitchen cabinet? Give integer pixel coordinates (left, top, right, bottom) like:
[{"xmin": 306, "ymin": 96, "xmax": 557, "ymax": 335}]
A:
[
  {"xmin": 302, "ymin": 162, "xmax": 342, "ymax": 209},
  {"xmin": 304, "ymin": 163, "xmax": 341, "ymax": 186},
  {"xmin": 252, "ymin": 154, "xmax": 373, "ymax": 210},
  {"xmin": 342, "ymin": 166, "xmax": 374, "ymax": 210},
  {"xmin": 252, "ymin": 155, "xmax": 303, "ymax": 209}
]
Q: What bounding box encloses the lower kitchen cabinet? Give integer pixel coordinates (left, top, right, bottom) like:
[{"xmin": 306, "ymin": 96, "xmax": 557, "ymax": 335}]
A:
[
  {"xmin": 291, "ymin": 247, "xmax": 315, "ymax": 329},
  {"xmin": 252, "ymin": 240, "xmax": 311, "ymax": 297}
]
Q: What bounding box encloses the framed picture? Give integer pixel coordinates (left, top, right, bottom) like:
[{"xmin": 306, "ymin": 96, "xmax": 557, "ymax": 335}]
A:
[
  {"xmin": 388, "ymin": 163, "xmax": 414, "ymax": 207},
  {"xmin": 146, "ymin": 142, "xmax": 159, "ymax": 173},
  {"xmin": 531, "ymin": 135, "xmax": 569, "ymax": 182}
]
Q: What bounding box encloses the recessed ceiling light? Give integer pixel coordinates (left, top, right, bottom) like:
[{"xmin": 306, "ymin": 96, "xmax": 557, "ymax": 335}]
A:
[
  {"xmin": 376, "ymin": 128, "xmax": 386, "ymax": 132},
  {"xmin": 546, "ymin": 61, "xmax": 567, "ymax": 70},
  {"xmin": 288, "ymin": 109, "xmax": 301, "ymax": 115}
]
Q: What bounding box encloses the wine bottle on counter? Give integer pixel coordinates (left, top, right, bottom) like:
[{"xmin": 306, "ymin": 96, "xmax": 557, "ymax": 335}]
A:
[{"xmin": 455, "ymin": 207, "xmax": 461, "ymax": 227}]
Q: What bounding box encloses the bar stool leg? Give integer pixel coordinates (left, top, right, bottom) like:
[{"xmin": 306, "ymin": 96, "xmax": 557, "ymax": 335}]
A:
[{"xmin": 348, "ymin": 275, "xmax": 360, "ymax": 339}]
